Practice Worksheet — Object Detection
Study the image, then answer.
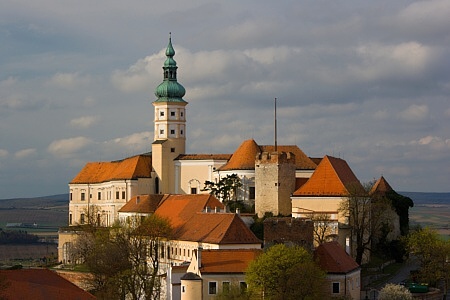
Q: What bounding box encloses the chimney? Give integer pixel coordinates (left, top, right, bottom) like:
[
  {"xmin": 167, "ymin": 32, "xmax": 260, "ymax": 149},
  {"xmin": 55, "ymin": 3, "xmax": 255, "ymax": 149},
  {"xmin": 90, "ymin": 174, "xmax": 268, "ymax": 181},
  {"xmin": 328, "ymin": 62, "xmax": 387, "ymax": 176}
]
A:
[
  {"xmin": 215, "ymin": 207, "xmax": 219, "ymax": 213},
  {"xmin": 136, "ymin": 196, "xmax": 140, "ymax": 204},
  {"xmin": 197, "ymin": 246, "xmax": 203, "ymax": 272}
]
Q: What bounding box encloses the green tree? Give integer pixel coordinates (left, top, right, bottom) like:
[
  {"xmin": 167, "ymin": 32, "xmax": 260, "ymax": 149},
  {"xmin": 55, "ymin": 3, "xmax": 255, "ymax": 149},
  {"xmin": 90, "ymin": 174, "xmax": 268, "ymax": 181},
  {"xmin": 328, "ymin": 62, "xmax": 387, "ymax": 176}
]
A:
[
  {"xmin": 385, "ymin": 191, "xmax": 414, "ymax": 236},
  {"xmin": 202, "ymin": 173, "xmax": 242, "ymax": 204},
  {"xmin": 214, "ymin": 281, "xmax": 252, "ymax": 300},
  {"xmin": 378, "ymin": 283, "xmax": 413, "ymax": 300},
  {"xmin": 73, "ymin": 214, "xmax": 172, "ymax": 299},
  {"xmin": 407, "ymin": 227, "xmax": 450, "ymax": 295},
  {"xmin": 246, "ymin": 244, "xmax": 326, "ymax": 300}
]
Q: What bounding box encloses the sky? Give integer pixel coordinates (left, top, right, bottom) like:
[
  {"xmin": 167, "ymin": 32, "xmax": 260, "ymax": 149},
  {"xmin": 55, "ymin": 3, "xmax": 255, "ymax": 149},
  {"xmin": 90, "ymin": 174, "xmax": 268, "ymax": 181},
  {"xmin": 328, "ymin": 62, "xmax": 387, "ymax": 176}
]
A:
[{"xmin": 1, "ymin": 0, "xmax": 450, "ymax": 198}]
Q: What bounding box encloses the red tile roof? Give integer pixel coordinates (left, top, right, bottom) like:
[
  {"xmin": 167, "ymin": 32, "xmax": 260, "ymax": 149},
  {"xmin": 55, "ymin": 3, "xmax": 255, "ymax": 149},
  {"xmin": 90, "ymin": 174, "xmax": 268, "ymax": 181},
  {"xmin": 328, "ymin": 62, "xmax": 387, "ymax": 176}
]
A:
[
  {"xmin": 0, "ymin": 268, "xmax": 96, "ymax": 300},
  {"xmin": 70, "ymin": 154, "xmax": 152, "ymax": 184},
  {"xmin": 199, "ymin": 249, "xmax": 262, "ymax": 273},
  {"xmin": 219, "ymin": 139, "xmax": 261, "ymax": 171},
  {"xmin": 174, "ymin": 213, "xmax": 261, "ymax": 244},
  {"xmin": 154, "ymin": 194, "xmax": 224, "ymax": 229},
  {"xmin": 292, "ymin": 155, "xmax": 362, "ymax": 196},
  {"xmin": 117, "ymin": 193, "xmax": 260, "ymax": 245},
  {"xmin": 370, "ymin": 176, "xmax": 393, "ymax": 195},
  {"xmin": 314, "ymin": 241, "xmax": 359, "ymax": 274},
  {"xmin": 118, "ymin": 194, "xmax": 168, "ymax": 213},
  {"xmin": 176, "ymin": 154, "xmax": 232, "ymax": 160},
  {"xmin": 260, "ymin": 145, "xmax": 317, "ymax": 169},
  {"xmin": 219, "ymin": 139, "xmax": 316, "ymax": 171}
]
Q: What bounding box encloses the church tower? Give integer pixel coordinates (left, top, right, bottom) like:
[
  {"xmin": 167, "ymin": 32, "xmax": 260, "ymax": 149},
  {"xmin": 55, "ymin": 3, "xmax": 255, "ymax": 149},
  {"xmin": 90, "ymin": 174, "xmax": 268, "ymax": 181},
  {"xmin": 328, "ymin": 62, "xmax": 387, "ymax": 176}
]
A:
[{"xmin": 152, "ymin": 34, "xmax": 187, "ymax": 194}]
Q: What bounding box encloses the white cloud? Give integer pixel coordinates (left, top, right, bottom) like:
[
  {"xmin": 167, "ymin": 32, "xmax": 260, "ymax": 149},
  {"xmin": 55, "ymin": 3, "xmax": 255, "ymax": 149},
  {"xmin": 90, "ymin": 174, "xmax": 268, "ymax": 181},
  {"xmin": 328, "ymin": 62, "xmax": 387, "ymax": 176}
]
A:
[
  {"xmin": 82, "ymin": 96, "xmax": 97, "ymax": 107},
  {"xmin": 70, "ymin": 116, "xmax": 98, "ymax": 129},
  {"xmin": 410, "ymin": 135, "xmax": 450, "ymax": 150},
  {"xmin": 0, "ymin": 149, "xmax": 9, "ymax": 158},
  {"xmin": 352, "ymin": 42, "xmax": 433, "ymax": 81},
  {"xmin": 109, "ymin": 131, "xmax": 152, "ymax": 151},
  {"xmin": 14, "ymin": 148, "xmax": 37, "ymax": 159},
  {"xmin": 373, "ymin": 110, "xmax": 389, "ymax": 120},
  {"xmin": 111, "ymin": 53, "xmax": 163, "ymax": 93},
  {"xmin": 47, "ymin": 137, "xmax": 93, "ymax": 157},
  {"xmin": 47, "ymin": 72, "xmax": 91, "ymax": 89},
  {"xmin": 397, "ymin": 0, "xmax": 450, "ymax": 34},
  {"xmin": 399, "ymin": 104, "xmax": 429, "ymax": 121}
]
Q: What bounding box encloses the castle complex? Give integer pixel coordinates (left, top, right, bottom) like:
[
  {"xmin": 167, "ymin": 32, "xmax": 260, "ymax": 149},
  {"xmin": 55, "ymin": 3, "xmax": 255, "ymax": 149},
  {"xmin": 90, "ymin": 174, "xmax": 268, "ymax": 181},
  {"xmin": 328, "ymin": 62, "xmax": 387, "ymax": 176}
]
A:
[
  {"xmin": 67, "ymin": 35, "xmax": 323, "ymax": 227},
  {"xmin": 58, "ymin": 35, "xmax": 409, "ymax": 299}
]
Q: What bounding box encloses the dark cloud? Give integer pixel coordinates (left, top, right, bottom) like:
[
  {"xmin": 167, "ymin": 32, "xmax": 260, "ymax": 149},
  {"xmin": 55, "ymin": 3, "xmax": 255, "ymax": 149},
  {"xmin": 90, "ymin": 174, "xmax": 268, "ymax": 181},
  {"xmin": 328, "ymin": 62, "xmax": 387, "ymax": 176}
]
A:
[{"xmin": 1, "ymin": 0, "xmax": 449, "ymax": 198}]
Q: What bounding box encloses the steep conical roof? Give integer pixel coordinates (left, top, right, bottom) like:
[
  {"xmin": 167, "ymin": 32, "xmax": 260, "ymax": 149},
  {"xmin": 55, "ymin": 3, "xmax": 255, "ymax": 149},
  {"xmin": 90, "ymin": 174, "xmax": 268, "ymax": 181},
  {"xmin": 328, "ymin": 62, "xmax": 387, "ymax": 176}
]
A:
[
  {"xmin": 370, "ymin": 176, "xmax": 393, "ymax": 195},
  {"xmin": 219, "ymin": 139, "xmax": 261, "ymax": 171},
  {"xmin": 154, "ymin": 33, "xmax": 187, "ymax": 103}
]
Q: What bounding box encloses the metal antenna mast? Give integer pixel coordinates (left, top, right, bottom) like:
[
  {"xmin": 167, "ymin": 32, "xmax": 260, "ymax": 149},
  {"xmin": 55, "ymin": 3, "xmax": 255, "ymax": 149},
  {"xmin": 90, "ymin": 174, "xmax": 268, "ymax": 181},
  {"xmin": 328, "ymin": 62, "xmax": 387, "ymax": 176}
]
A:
[{"xmin": 274, "ymin": 97, "xmax": 277, "ymax": 152}]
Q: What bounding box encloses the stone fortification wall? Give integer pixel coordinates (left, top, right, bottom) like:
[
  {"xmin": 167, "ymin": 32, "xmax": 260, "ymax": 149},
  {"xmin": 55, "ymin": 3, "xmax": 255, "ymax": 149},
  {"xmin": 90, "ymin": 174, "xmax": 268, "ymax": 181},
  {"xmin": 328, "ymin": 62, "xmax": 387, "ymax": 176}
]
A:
[{"xmin": 263, "ymin": 217, "xmax": 314, "ymax": 249}]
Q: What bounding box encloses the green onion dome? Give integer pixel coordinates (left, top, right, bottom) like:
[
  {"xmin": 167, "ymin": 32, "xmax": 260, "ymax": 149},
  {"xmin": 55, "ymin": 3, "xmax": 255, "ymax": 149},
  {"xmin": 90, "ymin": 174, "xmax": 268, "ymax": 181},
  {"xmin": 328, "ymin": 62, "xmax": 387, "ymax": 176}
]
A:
[{"xmin": 154, "ymin": 33, "xmax": 187, "ymax": 103}]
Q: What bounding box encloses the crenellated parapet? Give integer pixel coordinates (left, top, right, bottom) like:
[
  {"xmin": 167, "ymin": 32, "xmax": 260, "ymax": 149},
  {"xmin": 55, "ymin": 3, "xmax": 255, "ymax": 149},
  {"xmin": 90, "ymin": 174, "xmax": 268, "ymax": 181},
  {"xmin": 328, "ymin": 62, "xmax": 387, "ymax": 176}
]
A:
[{"xmin": 255, "ymin": 151, "xmax": 296, "ymax": 165}]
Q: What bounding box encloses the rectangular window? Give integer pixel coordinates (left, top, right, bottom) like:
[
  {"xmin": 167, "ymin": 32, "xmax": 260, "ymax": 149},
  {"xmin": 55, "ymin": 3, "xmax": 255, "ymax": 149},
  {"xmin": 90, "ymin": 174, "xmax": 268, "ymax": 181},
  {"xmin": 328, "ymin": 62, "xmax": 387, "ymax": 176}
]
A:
[
  {"xmin": 180, "ymin": 129, "xmax": 184, "ymax": 135},
  {"xmin": 80, "ymin": 214, "xmax": 85, "ymax": 224},
  {"xmin": 240, "ymin": 282, "xmax": 247, "ymax": 291},
  {"xmin": 222, "ymin": 282, "xmax": 230, "ymax": 293},
  {"xmin": 249, "ymin": 187, "xmax": 255, "ymax": 200},
  {"xmin": 181, "ymin": 111, "xmax": 184, "ymax": 117},
  {"xmin": 191, "ymin": 187, "xmax": 197, "ymax": 194},
  {"xmin": 70, "ymin": 193, "xmax": 72, "ymax": 201},
  {"xmin": 160, "ymin": 111, "xmax": 164, "ymax": 116},
  {"xmin": 81, "ymin": 192, "xmax": 85, "ymax": 201},
  {"xmin": 167, "ymin": 246, "xmax": 171, "ymax": 259},
  {"xmin": 170, "ymin": 129, "xmax": 175, "ymax": 134},
  {"xmin": 170, "ymin": 111, "xmax": 175, "ymax": 116},
  {"xmin": 122, "ymin": 191, "xmax": 126, "ymax": 199},
  {"xmin": 332, "ymin": 282, "xmax": 340, "ymax": 294},
  {"xmin": 171, "ymin": 147, "xmax": 175, "ymax": 153},
  {"xmin": 208, "ymin": 282, "xmax": 217, "ymax": 295},
  {"xmin": 98, "ymin": 192, "xmax": 101, "ymax": 200},
  {"xmin": 69, "ymin": 214, "xmax": 72, "ymax": 225},
  {"xmin": 116, "ymin": 191, "xmax": 119, "ymax": 199},
  {"xmin": 181, "ymin": 286, "xmax": 186, "ymax": 293},
  {"xmin": 160, "ymin": 129, "xmax": 164, "ymax": 135}
]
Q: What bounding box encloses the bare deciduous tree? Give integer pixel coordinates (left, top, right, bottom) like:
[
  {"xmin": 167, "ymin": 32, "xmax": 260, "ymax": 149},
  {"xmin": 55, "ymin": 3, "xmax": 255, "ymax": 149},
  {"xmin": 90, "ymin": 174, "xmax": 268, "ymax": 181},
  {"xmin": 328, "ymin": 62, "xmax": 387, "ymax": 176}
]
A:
[
  {"xmin": 72, "ymin": 215, "xmax": 172, "ymax": 299},
  {"xmin": 339, "ymin": 182, "xmax": 391, "ymax": 264}
]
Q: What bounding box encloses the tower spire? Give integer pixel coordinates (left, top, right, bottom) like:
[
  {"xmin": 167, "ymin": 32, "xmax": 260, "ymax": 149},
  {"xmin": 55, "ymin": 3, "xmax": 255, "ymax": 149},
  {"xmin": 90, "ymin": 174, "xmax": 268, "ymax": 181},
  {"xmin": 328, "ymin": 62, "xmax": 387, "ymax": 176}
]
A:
[{"xmin": 154, "ymin": 33, "xmax": 186, "ymax": 103}]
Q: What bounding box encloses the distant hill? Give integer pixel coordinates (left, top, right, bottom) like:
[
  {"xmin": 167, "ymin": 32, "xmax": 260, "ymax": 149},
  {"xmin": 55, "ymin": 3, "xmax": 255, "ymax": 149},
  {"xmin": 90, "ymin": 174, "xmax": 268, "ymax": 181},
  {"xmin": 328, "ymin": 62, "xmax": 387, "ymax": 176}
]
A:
[
  {"xmin": 399, "ymin": 192, "xmax": 450, "ymax": 205},
  {"xmin": 0, "ymin": 194, "xmax": 69, "ymax": 209}
]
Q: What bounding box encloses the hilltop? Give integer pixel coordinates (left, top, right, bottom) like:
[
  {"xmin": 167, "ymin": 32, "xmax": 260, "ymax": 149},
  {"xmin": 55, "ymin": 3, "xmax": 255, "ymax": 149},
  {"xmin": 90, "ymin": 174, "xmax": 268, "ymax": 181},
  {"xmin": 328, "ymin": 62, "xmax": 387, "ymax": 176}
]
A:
[
  {"xmin": 0, "ymin": 194, "xmax": 69, "ymax": 229},
  {"xmin": 0, "ymin": 194, "xmax": 69, "ymax": 209}
]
